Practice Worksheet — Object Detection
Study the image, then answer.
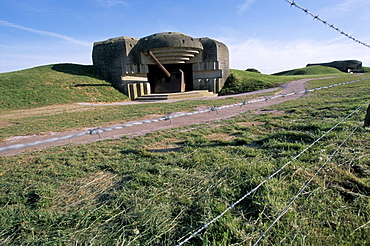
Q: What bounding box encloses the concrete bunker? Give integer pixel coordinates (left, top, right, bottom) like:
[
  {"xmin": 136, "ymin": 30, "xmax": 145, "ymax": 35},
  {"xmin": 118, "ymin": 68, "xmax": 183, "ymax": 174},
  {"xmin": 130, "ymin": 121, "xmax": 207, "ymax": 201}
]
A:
[
  {"xmin": 306, "ymin": 60, "xmax": 363, "ymax": 73},
  {"xmin": 92, "ymin": 32, "xmax": 229, "ymax": 99}
]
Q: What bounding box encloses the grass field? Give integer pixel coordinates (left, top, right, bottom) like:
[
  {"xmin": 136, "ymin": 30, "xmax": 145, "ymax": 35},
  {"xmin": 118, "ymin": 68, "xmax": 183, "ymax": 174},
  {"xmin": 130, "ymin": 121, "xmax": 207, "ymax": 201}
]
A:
[
  {"xmin": 0, "ymin": 65, "xmax": 369, "ymax": 245},
  {"xmin": 272, "ymin": 65, "xmax": 346, "ymax": 76}
]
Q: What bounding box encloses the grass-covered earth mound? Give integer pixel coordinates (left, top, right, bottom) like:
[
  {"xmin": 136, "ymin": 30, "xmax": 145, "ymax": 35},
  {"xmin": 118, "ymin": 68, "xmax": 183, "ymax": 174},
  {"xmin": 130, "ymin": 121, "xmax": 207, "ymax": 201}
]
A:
[
  {"xmin": 0, "ymin": 64, "xmax": 127, "ymax": 110},
  {"xmin": 219, "ymin": 69, "xmax": 299, "ymax": 96},
  {"xmin": 272, "ymin": 65, "xmax": 347, "ymax": 76}
]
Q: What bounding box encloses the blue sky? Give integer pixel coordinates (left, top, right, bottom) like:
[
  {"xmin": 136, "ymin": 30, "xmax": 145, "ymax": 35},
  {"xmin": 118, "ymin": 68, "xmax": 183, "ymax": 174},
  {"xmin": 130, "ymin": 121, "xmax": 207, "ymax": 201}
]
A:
[{"xmin": 1, "ymin": 0, "xmax": 369, "ymax": 74}]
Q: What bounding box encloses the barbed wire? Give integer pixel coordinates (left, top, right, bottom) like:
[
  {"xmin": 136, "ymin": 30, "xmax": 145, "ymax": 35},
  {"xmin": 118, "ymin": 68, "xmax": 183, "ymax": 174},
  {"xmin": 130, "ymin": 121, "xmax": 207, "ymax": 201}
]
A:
[
  {"xmin": 252, "ymin": 120, "xmax": 363, "ymax": 245},
  {"xmin": 176, "ymin": 98, "xmax": 370, "ymax": 245},
  {"xmin": 0, "ymin": 77, "xmax": 369, "ymax": 153},
  {"xmin": 284, "ymin": 0, "xmax": 370, "ymax": 49}
]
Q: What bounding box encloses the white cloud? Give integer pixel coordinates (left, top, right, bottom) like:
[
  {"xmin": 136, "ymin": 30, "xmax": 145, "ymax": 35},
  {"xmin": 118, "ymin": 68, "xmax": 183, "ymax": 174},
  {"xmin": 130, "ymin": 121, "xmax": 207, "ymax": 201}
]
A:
[
  {"xmin": 0, "ymin": 53, "xmax": 89, "ymax": 73},
  {"xmin": 237, "ymin": 0, "xmax": 256, "ymax": 13},
  {"xmin": 96, "ymin": 0, "xmax": 128, "ymax": 8},
  {"xmin": 320, "ymin": 0, "xmax": 370, "ymax": 17},
  {"xmin": 228, "ymin": 37, "xmax": 370, "ymax": 74},
  {"xmin": 0, "ymin": 42, "xmax": 92, "ymax": 73},
  {"xmin": 0, "ymin": 20, "xmax": 91, "ymax": 46}
]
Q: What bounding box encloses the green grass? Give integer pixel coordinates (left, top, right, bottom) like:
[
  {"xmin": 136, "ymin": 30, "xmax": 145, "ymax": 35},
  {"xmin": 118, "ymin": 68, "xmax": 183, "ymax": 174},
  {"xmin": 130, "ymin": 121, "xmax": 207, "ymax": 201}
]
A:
[
  {"xmin": 1, "ymin": 75, "xmax": 369, "ymax": 245},
  {"xmin": 219, "ymin": 69, "xmax": 296, "ymax": 95},
  {"xmin": 363, "ymin": 66, "xmax": 370, "ymax": 73},
  {"xmin": 0, "ymin": 64, "xmax": 127, "ymax": 110}
]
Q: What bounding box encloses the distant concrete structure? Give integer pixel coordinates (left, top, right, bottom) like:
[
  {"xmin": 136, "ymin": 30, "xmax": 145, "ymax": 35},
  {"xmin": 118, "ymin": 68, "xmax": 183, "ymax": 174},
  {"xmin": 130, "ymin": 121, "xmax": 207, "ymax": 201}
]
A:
[
  {"xmin": 92, "ymin": 32, "xmax": 229, "ymax": 99},
  {"xmin": 306, "ymin": 60, "xmax": 363, "ymax": 73}
]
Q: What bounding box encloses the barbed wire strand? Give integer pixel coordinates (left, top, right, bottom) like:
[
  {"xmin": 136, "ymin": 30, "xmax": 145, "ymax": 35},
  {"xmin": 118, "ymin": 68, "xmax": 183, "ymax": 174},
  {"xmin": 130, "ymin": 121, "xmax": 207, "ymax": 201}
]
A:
[
  {"xmin": 284, "ymin": 0, "xmax": 370, "ymax": 48},
  {"xmin": 252, "ymin": 120, "xmax": 363, "ymax": 246},
  {"xmin": 177, "ymin": 98, "xmax": 370, "ymax": 245},
  {"xmin": 1, "ymin": 77, "xmax": 369, "ymax": 153}
]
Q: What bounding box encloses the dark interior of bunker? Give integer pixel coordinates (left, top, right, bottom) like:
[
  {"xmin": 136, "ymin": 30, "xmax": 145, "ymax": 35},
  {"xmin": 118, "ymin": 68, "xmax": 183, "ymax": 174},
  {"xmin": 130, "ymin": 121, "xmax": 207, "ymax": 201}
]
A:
[{"xmin": 147, "ymin": 64, "xmax": 193, "ymax": 93}]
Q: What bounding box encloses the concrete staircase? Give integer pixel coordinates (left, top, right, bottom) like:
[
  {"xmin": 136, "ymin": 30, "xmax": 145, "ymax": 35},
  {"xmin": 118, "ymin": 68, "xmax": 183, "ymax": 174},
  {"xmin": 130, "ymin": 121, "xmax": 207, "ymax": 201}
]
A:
[{"xmin": 136, "ymin": 90, "xmax": 217, "ymax": 101}]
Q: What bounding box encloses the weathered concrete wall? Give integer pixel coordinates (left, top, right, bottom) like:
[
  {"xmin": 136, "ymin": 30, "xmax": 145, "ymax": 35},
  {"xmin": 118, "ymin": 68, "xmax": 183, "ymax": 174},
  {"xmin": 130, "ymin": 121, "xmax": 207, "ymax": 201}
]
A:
[
  {"xmin": 92, "ymin": 32, "xmax": 230, "ymax": 98},
  {"xmin": 136, "ymin": 32, "xmax": 203, "ymax": 52},
  {"xmin": 197, "ymin": 38, "xmax": 229, "ymax": 93},
  {"xmin": 92, "ymin": 36, "xmax": 139, "ymax": 85}
]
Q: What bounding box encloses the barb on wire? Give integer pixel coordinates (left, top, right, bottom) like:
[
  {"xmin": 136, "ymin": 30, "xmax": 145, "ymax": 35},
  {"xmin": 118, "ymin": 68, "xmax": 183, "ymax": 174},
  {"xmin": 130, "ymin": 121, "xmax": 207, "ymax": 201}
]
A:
[
  {"xmin": 177, "ymin": 98, "xmax": 370, "ymax": 246},
  {"xmin": 164, "ymin": 114, "xmax": 173, "ymax": 124},
  {"xmin": 89, "ymin": 128, "xmax": 103, "ymax": 138},
  {"xmin": 253, "ymin": 121, "xmax": 363, "ymax": 245},
  {"xmin": 285, "ymin": 0, "xmax": 370, "ymax": 49},
  {"xmin": 210, "ymin": 105, "xmax": 219, "ymax": 115},
  {"xmin": 240, "ymin": 99, "xmax": 249, "ymax": 107}
]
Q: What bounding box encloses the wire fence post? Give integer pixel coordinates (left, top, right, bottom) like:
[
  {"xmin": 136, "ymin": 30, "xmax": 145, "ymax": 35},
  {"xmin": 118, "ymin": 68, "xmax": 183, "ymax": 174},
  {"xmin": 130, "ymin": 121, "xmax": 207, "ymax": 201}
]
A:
[
  {"xmin": 164, "ymin": 114, "xmax": 173, "ymax": 125},
  {"xmin": 89, "ymin": 128, "xmax": 103, "ymax": 138},
  {"xmin": 365, "ymin": 103, "xmax": 370, "ymax": 127}
]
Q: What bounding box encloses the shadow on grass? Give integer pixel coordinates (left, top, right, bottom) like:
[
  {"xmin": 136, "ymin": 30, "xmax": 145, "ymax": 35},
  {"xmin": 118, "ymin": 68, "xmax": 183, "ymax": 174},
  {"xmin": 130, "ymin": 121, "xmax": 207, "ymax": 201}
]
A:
[
  {"xmin": 74, "ymin": 84, "xmax": 111, "ymax": 87},
  {"xmin": 52, "ymin": 63, "xmax": 97, "ymax": 77},
  {"xmin": 52, "ymin": 63, "xmax": 121, "ymax": 90}
]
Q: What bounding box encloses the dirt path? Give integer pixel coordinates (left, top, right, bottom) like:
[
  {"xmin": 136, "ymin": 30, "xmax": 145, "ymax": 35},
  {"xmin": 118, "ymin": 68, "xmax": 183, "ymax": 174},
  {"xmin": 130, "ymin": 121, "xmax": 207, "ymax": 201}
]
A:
[{"xmin": 0, "ymin": 78, "xmax": 324, "ymax": 156}]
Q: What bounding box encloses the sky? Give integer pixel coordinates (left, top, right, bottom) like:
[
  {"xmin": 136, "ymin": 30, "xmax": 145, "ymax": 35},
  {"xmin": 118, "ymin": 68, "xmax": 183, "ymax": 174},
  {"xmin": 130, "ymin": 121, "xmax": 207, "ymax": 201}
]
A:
[{"xmin": 0, "ymin": 0, "xmax": 369, "ymax": 74}]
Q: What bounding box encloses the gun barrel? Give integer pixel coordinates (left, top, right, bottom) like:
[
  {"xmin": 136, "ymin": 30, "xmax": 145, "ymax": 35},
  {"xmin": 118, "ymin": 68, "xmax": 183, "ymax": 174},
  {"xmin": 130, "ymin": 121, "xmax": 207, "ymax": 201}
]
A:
[{"xmin": 147, "ymin": 50, "xmax": 171, "ymax": 78}]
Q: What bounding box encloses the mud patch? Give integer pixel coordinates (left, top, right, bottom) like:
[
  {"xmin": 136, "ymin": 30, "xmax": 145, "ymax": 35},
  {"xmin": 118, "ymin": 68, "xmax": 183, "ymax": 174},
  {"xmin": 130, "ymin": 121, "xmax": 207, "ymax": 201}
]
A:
[
  {"xmin": 0, "ymin": 121, "xmax": 19, "ymax": 129},
  {"xmin": 52, "ymin": 171, "xmax": 118, "ymax": 212},
  {"xmin": 236, "ymin": 121, "xmax": 265, "ymax": 127},
  {"xmin": 206, "ymin": 132, "xmax": 236, "ymax": 141},
  {"xmin": 0, "ymin": 104, "xmax": 97, "ymax": 121},
  {"xmin": 145, "ymin": 114, "xmax": 165, "ymax": 120},
  {"xmin": 194, "ymin": 106, "xmax": 210, "ymax": 111},
  {"xmin": 254, "ymin": 109, "xmax": 289, "ymax": 116},
  {"xmin": 147, "ymin": 138, "xmax": 183, "ymax": 153}
]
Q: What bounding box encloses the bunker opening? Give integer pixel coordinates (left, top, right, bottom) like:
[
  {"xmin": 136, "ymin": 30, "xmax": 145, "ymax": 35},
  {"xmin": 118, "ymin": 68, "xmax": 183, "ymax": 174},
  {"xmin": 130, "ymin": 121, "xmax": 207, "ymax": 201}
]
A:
[{"xmin": 147, "ymin": 64, "xmax": 193, "ymax": 93}]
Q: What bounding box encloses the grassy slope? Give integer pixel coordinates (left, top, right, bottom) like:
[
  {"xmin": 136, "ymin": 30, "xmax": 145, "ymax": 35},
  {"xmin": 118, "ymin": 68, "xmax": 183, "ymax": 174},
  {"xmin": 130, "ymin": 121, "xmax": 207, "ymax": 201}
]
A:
[
  {"xmin": 0, "ymin": 64, "xmax": 127, "ymax": 110},
  {"xmin": 272, "ymin": 65, "xmax": 346, "ymax": 76},
  {"xmin": 0, "ymin": 69, "xmax": 369, "ymax": 245},
  {"xmin": 219, "ymin": 69, "xmax": 284, "ymax": 95}
]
